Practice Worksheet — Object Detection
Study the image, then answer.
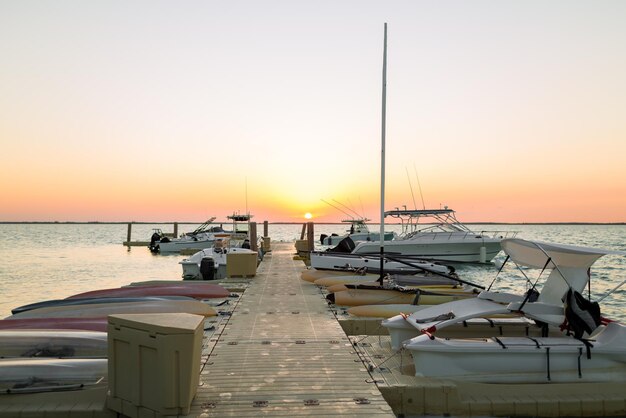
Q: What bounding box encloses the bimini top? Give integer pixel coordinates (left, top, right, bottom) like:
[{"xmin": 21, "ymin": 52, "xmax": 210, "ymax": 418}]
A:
[
  {"xmin": 227, "ymin": 213, "xmax": 252, "ymax": 222},
  {"xmin": 501, "ymin": 238, "xmax": 625, "ymax": 270},
  {"xmin": 502, "ymin": 238, "xmax": 626, "ymax": 305}
]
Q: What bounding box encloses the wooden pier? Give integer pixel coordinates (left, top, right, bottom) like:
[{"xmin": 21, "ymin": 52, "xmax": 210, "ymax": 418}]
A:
[{"xmin": 188, "ymin": 242, "xmax": 395, "ymax": 416}]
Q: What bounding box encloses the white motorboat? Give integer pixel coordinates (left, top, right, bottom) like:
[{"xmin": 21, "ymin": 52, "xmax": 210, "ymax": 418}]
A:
[
  {"xmin": 350, "ymin": 208, "xmax": 517, "ymax": 263},
  {"xmin": 150, "ymin": 217, "xmax": 232, "ymax": 253},
  {"xmin": 320, "ymin": 218, "xmax": 395, "ymax": 245},
  {"xmin": 391, "ymin": 238, "xmax": 626, "ymax": 383},
  {"xmin": 310, "ymin": 239, "xmax": 454, "ymax": 275},
  {"xmin": 180, "ymin": 244, "xmax": 258, "ymax": 280},
  {"xmin": 180, "ymin": 212, "xmax": 259, "ymax": 280}
]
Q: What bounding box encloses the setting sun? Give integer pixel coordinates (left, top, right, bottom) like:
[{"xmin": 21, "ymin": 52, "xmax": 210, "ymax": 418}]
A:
[{"xmin": 304, "ymin": 213, "xmax": 312, "ymax": 219}]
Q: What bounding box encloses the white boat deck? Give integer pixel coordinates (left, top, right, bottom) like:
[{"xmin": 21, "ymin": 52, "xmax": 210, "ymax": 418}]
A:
[{"xmin": 188, "ymin": 242, "xmax": 395, "ymax": 416}]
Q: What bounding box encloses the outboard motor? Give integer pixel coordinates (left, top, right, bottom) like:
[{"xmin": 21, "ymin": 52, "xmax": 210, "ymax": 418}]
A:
[
  {"xmin": 200, "ymin": 257, "xmax": 216, "ymax": 280},
  {"xmin": 320, "ymin": 234, "xmax": 328, "ymax": 245},
  {"xmin": 327, "ymin": 236, "xmax": 356, "ymax": 253},
  {"xmin": 149, "ymin": 232, "xmax": 161, "ymax": 253}
]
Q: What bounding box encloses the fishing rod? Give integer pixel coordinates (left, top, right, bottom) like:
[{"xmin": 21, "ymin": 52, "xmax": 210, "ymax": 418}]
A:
[
  {"xmin": 406, "ymin": 167, "xmax": 417, "ymax": 210},
  {"xmin": 378, "ymin": 254, "xmax": 485, "ymax": 290},
  {"xmin": 332, "ymin": 198, "xmax": 365, "ymax": 220},
  {"xmin": 413, "ymin": 164, "xmax": 426, "ymax": 210},
  {"xmin": 321, "ymin": 199, "xmax": 353, "ymax": 219}
]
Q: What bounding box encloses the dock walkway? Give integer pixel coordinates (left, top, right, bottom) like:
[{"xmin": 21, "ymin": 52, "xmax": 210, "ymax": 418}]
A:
[{"xmin": 188, "ymin": 242, "xmax": 395, "ymax": 417}]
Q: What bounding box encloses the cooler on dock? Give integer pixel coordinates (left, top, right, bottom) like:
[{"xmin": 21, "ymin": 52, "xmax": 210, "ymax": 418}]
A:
[{"xmin": 226, "ymin": 252, "xmax": 258, "ymax": 277}]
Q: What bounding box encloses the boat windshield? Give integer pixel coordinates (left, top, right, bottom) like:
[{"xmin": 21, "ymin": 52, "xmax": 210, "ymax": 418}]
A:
[{"xmin": 342, "ymin": 218, "xmax": 370, "ymax": 233}]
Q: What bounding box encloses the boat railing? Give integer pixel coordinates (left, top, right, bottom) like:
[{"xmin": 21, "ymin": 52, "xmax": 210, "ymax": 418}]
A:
[{"xmin": 403, "ymin": 230, "xmax": 519, "ymax": 241}]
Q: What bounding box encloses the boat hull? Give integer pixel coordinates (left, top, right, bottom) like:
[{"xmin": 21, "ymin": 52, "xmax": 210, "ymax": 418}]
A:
[
  {"xmin": 352, "ymin": 239, "xmax": 502, "ymax": 263},
  {"xmin": 405, "ymin": 322, "xmax": 626, "ymax": 383},
  {"xmin": 309, "ymin": 252, "xmax": 453, "ymax": 274}
]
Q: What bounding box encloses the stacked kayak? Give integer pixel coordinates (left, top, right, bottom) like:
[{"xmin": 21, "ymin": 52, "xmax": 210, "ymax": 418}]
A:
[{"xmin": 0, "ymin": 330, "xmax": 108, "ymax": 358}]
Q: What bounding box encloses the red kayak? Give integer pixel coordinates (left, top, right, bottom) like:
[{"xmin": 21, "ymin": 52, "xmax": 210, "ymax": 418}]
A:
[
  {"xmin": 0, "ymin": 317, "xmax": 108, "ymax": 332},
  {"xmin": 66, "ymin": 283, "xmax": 230, "ymax": 300}
]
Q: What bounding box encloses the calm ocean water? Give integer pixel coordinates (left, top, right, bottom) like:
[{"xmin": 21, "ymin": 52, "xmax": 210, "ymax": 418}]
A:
[{"xmin": 0, "ymin": 223, "xmax": 624, "ymax": 321}]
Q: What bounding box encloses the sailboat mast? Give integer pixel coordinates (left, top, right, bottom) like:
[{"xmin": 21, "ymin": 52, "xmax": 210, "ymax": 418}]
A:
[{"xmin": 379, "ymin": 23, "xmax": 387, "ymax": 284}]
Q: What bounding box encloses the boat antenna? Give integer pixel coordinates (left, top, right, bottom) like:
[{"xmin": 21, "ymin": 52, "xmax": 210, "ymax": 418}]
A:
[
  {"xmin": 379, "ymin": 22, "xmax": 388, "ymax": 286},
  {"xmin": 359, "ymin": 197, "xmax": 366, "ymax": 219},
  {"xmin": 414, "ymin": 164, "xmax": 426, "ymax": 210},
  {"xmin": 321, "ymin": 198, "xmax": 353, "ymax": 219},
  {"xmin": 405, "ymin": 167, "xmax": 417, "ymax": 210}
]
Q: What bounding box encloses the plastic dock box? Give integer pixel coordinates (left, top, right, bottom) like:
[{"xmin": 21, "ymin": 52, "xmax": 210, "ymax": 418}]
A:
[
  {"xmin": 107, "ymin": 313, "xmax": 204, "ymax": 417},
  {"xmin": 262, "ymin": 236, "xmax": 271, "ymax": 251},
  {"xmin": 226, "ymin": 252, "xmax": 257, "ymax": 277}
]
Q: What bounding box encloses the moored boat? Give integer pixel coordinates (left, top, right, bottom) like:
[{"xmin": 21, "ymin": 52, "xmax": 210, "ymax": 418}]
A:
[
  {"xmin": 396, "ymin": 238, "xmax": 626, "ymax": 383},
  {"xmin": 320, "ymin": 218, "xmax": 395, "ymax": 245},
  {"xmin": 310, "ymin": 242, "xmax": 455, "ymax": 274},
  {"xmin": 150, "ymin": 217, "xmax": 232, "ymax": 253},
  {"xmin": 349, "ymin": 208, "xmax": 517, "ymax": 263}
]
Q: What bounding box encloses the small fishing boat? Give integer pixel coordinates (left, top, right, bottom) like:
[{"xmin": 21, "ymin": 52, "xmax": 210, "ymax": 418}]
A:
[
  {"xmin": 180, "ymin": 212, "xmax": 260, "ymax": 280},
  {"xmin": 0, "ymin": 330, "xmax": 108, "ymax": 358},
  {"xmin": 320, "ymin": 218, "xmax": 395, "ymax": 245},
  {"xmin": 180, "ymin": 243, "xmax": 258, "ymax": 280},
  {"xmin": 150, "ymin": 216, "xmax": 233, "ymax": 253},
  {"xmin": 394, "ymin": 238, "xmax": 626, "ymax": 383},
  {"xmin": 310, "ymin": 241, "xmax": 454, "ymax": 275}
]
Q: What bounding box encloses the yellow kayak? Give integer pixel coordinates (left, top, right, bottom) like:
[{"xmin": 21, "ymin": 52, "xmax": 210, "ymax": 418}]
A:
[{"xmin": 327, "ymin": 288, "xmax": 477, "ymax": 307}]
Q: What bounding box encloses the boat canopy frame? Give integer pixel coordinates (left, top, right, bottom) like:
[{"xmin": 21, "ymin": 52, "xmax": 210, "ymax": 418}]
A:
[
  {"xmin": 384, "ymin": 207, "xmax": 519, "ymax": 240},
  {"xmin": 384, "ymin": 208, "xmax": 471, "ymax": 236}
]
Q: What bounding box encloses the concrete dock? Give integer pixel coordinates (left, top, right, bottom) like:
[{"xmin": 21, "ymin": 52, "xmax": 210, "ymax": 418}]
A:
[{"xmin": 188, "ymin": 242, "xmax": 395, "ymax": 416}]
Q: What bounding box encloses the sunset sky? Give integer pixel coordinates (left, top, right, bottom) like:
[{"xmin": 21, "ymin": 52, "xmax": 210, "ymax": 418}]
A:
[{"xmin": 1, "ymin": 1, "xmax": 625, "ymax": 223}]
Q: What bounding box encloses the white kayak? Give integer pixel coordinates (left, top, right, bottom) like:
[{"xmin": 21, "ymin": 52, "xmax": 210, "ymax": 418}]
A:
[{"xmin": 0, "ymin": 330, "xmax": 108, "ymax": 358}]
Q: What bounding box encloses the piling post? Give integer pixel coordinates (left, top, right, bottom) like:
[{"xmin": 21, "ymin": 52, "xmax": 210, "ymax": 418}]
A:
[
  {"xmin": 250, "ymin": 222, "xmax": 258, "ymax": 251},
  {"xmin": 306, "ymin": 222, "xmax": 314, "ymax": 252},
  {"xmin": 300, "ymin": 223, "xmax": 306, "ymax": 240},
  {"xmin": 263, "ymin": 221, "xmax": 269, "ymax": 237},
  {"xmin": 173, "ymin": 223, "xmax": 178, "ymax": 238},
  {"xmin": 127, "ymin": 223, "xmax": 132, "ymax": 243}
]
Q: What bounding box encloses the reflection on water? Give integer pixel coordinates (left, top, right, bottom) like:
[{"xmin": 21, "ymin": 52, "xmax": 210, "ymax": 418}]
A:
[{"xmin": 0, "ymin": 223, "xmax": 624, "ymax": 321}]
